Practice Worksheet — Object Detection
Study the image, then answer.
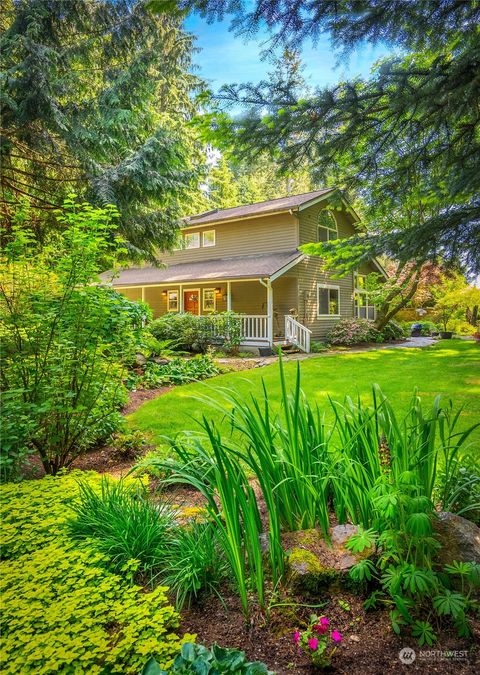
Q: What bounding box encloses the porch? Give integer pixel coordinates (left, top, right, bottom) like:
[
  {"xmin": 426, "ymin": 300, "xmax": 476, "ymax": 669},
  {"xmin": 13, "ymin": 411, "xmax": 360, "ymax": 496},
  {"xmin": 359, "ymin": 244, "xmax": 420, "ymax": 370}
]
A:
[{"xmin": 105, "ymin": 251, "xmax": 312, "ymax": 352}]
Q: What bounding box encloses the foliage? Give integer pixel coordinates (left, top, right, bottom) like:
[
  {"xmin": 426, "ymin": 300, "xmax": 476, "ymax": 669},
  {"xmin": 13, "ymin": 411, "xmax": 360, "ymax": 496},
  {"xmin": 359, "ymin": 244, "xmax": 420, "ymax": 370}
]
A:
[
  {"xmin": 1, "ymin": 0, "xmax": 203, "ymax": 260},
  {"xmin": 0, "ymin": 199, "xmax": 147, "ymax": 476},
  {"xmin": 184, "ymin": 0, "xmax": 480, "ymax": 275},
  {"xmin": 67, "ymin": 477, "xmax": 174, "ymax": 583},
  {"xmin": 162, "ymin": 520, "xmax": 228, "ymax": 609},
  {"xmin": 141, "ymin": 642, "xmax": 272, "ymax": 674},
  {"xmin": 433, "ymin": 280, "xmax": 480, "ymax": 332},
  {"xmin": 326, "ymin": 318, "xmax": 380, "ymax": 346},
  {"xmin": 149, "ymin": 312, "xmax": 243, "ymax": 353},
  {"xmin": 378, "ymin": 320, "xmax": 406, "ymax": 342},
  {"xmin": 111, "ymin": 430, "xmax": 150, "ymax": 461},
  {"xmin": 435, "ymin": 458, "xmax": 480, "ymax": 525},
  {"xmin": 401, "ymin": 321, "xmax": 438, "ymax": 337},
  {"xmin": 293, "ymin": 615, "xmax": 342, "ymax": 668},
  {"xmin": 137, "ymin": 355, "xmax": 220, "ymax": 389},
  {"xmin": 0, "ymin": 472, "xmax": 192, "ymax": 674},
  {"xmin": 309, "ymin": 340, "xmax": 328, "ymax": 353}
]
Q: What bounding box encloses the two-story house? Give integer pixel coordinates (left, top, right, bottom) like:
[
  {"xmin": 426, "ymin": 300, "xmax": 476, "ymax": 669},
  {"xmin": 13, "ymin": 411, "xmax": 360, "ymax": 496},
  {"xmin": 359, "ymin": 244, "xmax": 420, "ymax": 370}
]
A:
[{"xmin": 105, "ymin": 189, "xmax": 386, "ymax": 352}]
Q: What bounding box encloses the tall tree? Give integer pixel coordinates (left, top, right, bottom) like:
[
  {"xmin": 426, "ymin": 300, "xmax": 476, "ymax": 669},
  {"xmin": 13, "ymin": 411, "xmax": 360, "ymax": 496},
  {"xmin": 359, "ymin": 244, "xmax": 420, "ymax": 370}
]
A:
[
  {"xmin": 174, "ymin": 0, "xmax": 480, "ymax": 275},
  {"xmin": 1, "ymin": 0, "xmax": 204, "ymax": 259}
]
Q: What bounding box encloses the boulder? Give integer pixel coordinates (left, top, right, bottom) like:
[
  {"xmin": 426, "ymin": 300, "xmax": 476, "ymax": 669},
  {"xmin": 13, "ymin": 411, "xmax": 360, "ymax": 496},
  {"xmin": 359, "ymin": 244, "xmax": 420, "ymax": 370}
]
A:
[
  {"xmin": 433, "ymin": 512, "xmax": 480, "ymax": 566},
  {"xmin": 134, "ymin": 352, "xmax": 147, "ymax": 366},
  {"xmin": 283, "ymin": 525, "xmax": 373, "ymax": 594}
]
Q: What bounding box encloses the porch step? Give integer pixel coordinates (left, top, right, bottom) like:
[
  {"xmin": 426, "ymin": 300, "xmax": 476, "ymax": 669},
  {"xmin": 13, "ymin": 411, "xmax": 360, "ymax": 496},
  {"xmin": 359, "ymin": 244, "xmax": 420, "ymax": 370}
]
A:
[{"xmin": 273, "ymin": 339, "xmax": 300, "ymax": 353}]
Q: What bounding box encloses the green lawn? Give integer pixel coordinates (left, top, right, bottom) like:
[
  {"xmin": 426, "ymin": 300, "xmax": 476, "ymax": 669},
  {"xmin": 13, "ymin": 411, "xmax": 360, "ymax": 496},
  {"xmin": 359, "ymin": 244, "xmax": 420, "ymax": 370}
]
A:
[{"xmin": 130, "ymin": 340, "xmax": 480, "ymax": 453}]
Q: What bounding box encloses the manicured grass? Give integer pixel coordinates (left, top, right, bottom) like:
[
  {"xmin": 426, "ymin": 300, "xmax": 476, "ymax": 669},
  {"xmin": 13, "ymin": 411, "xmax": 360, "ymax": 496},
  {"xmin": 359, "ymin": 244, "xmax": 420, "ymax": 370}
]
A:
[{"xmin": 129, "ymin": 340, "xmax": 480, "ymax": 453}]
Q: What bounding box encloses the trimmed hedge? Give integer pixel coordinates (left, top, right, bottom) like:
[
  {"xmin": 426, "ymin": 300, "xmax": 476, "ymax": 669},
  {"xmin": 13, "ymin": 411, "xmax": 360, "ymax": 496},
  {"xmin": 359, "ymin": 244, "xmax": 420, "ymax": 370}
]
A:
[{"xmin": 0, "ymin": 472, "xmax": 193, "ymax": 674}]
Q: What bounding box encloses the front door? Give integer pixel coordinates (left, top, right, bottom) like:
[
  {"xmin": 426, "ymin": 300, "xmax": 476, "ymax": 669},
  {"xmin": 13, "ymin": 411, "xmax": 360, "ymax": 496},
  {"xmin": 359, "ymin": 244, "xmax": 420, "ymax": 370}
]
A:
[{"xmin": 184, "ymin": 289, "xmax": 199, "ymax": 314}]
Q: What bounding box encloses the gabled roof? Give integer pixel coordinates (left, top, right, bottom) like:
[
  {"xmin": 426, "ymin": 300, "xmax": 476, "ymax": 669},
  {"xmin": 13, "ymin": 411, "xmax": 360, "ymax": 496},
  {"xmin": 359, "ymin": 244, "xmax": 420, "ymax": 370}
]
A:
[
  {"xmin": 186, "ymin": 188, "xmax": 337, "ymax": 227},
  {"xmin": 105, "ymin": 251, "xmax": 304, "ymax": 287}
]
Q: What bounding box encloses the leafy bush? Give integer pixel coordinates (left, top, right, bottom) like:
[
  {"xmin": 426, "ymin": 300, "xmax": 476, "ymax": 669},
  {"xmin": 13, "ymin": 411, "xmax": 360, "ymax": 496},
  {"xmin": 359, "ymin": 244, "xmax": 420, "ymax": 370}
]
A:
[
  {"xmin": 378, "ymin": 319, "xmax": 406, "ymax": 341},
  {"xmin": 149, "ymin": 312, "xmax": 243, "ymax": 353},
  {"xmin": 402, "ymin": 320, "xmax": 439, "ymax": 336},
  {"xmin": 310, "ymin": 340, "xmax": 329, "ymax": 352},
  {"xmin": 67, "ymin": 477, "xmax": 173, "ymax": 581},
  {"xmin": 141, "ymin": 642, "xmax": 272, "ymax": 675},
  {"xmin": 111, "ymin": 429, "xmax": 150, "ymax": 461},
  {"xmin": 162, "ymin": 521, "xmax": 228, "ymax": 609},
  {"xmin": 326, "ymin": 318, "xmax": 380, "ymax": 345},
  {"xmin": 0, "ymin": 472, "xmax": 192, "ymax": 673},
  {"xmin": 0, "ymin": 200, "xmax": 145, "ymax": 476},
  {"xmin": 138, "ymin": 355, "xmax": 220, "ymax": 389},
  {"xmin": 435, "ymin": 458, "xmax": 480, "ymax": 524}
]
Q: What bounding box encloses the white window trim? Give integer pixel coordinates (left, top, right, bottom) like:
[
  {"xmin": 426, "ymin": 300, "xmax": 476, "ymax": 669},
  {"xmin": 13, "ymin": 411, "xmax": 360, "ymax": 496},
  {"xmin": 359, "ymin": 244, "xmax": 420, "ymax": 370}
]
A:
[
  {"xmin": 317, "ymin": 283, "xmax": 341, "ymax": 318},
  {"xmin": 202, "ymin": 230, "xmax": 216, "ymax": 247},
  {"xmin": 318, "ymin": 211, "xmax": 338, "ymax": 242},
  {"xmin": 184, "ymin": 232, "xmax": 200, "ymax": 249},
  {"xmin": 354, "ymin": 273, "xmax": 376, "ymax": 320},
  {"xmin": 202, "ymin": 288, "xmax": 216, "ymax": 313},
  {"xmin": 167, "ymin": 290, "xmax": 179, "ymax": 312}
]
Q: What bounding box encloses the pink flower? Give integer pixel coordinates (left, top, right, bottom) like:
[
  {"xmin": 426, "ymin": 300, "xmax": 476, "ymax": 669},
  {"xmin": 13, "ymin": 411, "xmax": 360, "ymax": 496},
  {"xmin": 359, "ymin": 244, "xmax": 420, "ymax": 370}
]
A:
[
  {"xmin": 314, "ymin": 617, "xmax": 329, "ymax": 634},
  {"xmin": 331, "ymin": 630, "xmax": 342, "ymax": 643},
  {"xmin": 293, "ymin": 630, "xmax": 300, "ymax": 645},
  {"xmin": 308, "ymin": 637, "xmax": 319, "ymax": 651}
]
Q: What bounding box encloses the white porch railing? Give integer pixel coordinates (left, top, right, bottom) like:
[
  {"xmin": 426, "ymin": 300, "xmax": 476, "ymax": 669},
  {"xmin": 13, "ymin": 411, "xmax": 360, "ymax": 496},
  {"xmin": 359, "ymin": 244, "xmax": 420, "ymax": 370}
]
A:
[
  {"xmin": 285, "ymin": 315, "xmax": 312, "ymax": 353},
  {"xmin": 241, "ymin": 315, "xmax": 269, "ymax": 343}
]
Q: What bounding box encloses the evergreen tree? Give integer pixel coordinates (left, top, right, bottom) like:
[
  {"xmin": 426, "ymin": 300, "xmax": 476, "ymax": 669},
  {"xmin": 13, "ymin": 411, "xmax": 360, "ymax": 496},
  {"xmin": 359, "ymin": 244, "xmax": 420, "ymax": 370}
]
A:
[
  {"xmin": 1, "ymin": 0, "xmax": 204, "ymax": 259},
  {"xmin": 207, "ymin": 156, "xmax": 239, "ymax": 208},
  {"xmin": 177, "ymin": 0, "xmax": 480, "ymax": 274}
]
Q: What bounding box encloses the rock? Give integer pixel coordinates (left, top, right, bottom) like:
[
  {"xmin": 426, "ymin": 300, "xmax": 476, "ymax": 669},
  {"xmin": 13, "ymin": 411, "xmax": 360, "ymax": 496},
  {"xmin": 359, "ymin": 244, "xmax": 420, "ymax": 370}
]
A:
[
  {"xmin": 349, "ymin": 635, "xmax": 360, "ymax": 643},
  {"xmin": 284, "ymin": 525, "xmax": 372, "ymax": 594},
  {"xmin": 151, "ymin": 357, "xmax": 170, "ymax": 365},
  {"xmin": 134, "ymin": 352, "xmax": 147, "ymax": 366},
  {"xmin": 433, "ymin": 512, "xmax": 480, "ymax": 565}
]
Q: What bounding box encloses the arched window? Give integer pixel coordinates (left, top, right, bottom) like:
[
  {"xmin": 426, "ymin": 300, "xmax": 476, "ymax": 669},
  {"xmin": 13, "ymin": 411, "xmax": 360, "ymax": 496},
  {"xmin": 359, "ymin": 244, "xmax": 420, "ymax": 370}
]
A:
[{"xmin": 317, "ymin": 210, "xmax": 338, "ymax": 242}]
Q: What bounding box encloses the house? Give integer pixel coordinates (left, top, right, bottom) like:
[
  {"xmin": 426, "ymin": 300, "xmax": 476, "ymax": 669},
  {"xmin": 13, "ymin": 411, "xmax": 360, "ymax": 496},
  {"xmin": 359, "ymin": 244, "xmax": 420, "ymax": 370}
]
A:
[{"xmin": 106, "ymin": 189, "xmax": 385, "ymax": 352}]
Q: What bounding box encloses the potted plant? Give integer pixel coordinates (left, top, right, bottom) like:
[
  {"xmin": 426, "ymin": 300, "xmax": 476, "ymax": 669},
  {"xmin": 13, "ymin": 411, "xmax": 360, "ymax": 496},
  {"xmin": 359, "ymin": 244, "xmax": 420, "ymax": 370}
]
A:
[
  {"xmin": 473, "ymin": 330, "xmax": 480, "ymax": 343},
  {"xmin": 437, "ymin": 307, "xmax": 454, "ymax": 339}
]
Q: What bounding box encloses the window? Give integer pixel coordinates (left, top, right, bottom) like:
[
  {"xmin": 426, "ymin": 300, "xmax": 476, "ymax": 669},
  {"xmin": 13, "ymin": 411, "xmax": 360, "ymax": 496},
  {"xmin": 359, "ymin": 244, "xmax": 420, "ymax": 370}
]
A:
[
  {"xmin": 317, "ymin": 283, "xmax": 340, "ymax": 317},
  {"xmin": 354, "ymin": 273, "xmax": 376, "ymax": 320},
  {"xmin": 202, "ymin": 230, "xmax": 215, "ymax": 247},
  {"xmin": 318, "ymin": 210, "xmax": 338, "ymax": 242},
  {"xmin": 167, "ymin": 290, "xmax": 179, "ymax": 312},
  {"xmin": 203, "ymin": 288, "xmax": 216, "ymax": 312},
  {"xmin": 184, "ymin": 232, "xmax": 200, "ymax": 249}
]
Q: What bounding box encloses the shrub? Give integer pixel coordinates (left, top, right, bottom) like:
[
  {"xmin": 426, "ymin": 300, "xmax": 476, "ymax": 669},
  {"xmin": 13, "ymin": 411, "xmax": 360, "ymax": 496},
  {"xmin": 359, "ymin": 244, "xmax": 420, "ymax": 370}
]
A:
[
  {"xmin": 162, "ymin": 521, "xmax": 228, "ymax": 609},
  {"xmin": 67, "ymin": 477, "xmax": 173, "ymax": 581},
  {"xmin": 141, "ymin": 642, "xmax": 272, "ymax": 674},
  {"xmin": 378, "ymin": 319, "xmax": 406, "ymax": 341},
  {"xmin": 327, "ymin": 318, "xmax": 380, "ymax": 345},
  {"xmin": 138, "ymin": 354, "xmax": 220, "ymax": 389},
  {"xmin": 0, "ymin": 472, "xmax": 192, "ymax": 674},
  {"xmin": 310, "ymin": 340, "xmax": 329, "ymax": 352},
  {"xmin": 149, "ymin": 312, "xmax": 243, "ymax": 353},
  {"xmin": 0, "ymin": 200, "xmax": 145, "ymax": 476},
  {"xmin": 111, "ymin": 429, "xmax": 150, "ymax": 461},
  {"xmin": 435, "ymin": 457, "xmax": 480, "ymax": 524},
  {"xmin": 402, "ymin": 320, "xmax": 439, "ymax": 336}
]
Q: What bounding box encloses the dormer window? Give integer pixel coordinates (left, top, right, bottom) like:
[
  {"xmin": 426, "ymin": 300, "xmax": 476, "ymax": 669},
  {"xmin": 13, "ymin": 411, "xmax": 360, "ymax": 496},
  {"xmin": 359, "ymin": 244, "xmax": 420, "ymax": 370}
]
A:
[
  {"xmin": 318, "ymin": 210, "xmax": 338, "ymax": 242},
  {"xmin": 184, "ymin": 232, "xmax": 200, "ymax": 249}
]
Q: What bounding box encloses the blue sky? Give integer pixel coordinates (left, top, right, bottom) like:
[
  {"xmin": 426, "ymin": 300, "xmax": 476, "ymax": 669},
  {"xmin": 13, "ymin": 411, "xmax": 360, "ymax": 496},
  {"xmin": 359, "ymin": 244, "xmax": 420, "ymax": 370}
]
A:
[{"xmin": 184, "ymin": 14, "xmax": 392, "ymax": 91}]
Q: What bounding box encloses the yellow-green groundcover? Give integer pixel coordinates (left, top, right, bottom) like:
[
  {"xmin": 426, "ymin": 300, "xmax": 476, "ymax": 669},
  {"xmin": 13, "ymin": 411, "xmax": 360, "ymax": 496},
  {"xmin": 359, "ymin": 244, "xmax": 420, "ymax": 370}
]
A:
[{"xmin": 0, "ymin": 471, "xmax": 193, "ymax": 674}]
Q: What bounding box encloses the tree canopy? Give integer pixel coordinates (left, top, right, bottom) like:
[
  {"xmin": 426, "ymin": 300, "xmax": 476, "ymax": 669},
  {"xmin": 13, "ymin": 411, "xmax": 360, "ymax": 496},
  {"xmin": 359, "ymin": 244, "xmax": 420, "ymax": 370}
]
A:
[
  {"xmin": 175, "ymin": 0, "xmax": 480, "ymax": 275},
  {"xmin": 1, "ymin": 0, "xmax": 204, "ymax": 260}
]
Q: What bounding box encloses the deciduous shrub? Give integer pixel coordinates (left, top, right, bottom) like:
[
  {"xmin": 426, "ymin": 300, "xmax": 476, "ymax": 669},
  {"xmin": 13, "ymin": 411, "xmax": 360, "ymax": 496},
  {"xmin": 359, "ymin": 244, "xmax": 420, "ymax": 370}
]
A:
[
  {"xmin": 326, "ymin": 318, "xmax": 380, "ymax": 345},
  {"xmin": 0, "ymin": 200, "xmax": 148, "ymax": 477},
  {"xmin": 0, "ymin": 472, "xmax": 192, "ymax": 674},
  {"xmin": 149, "ymin": 312, "xmax": 243, "ymax": 353},
  {"xmin": 378, "ymin": 319, "xmax": 406, "ymax": 341}
]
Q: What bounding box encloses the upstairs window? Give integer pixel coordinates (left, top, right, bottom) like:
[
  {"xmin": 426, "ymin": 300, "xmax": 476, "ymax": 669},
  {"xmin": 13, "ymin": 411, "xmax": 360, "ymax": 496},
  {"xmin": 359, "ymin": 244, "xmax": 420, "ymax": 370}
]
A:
[
  {"xmin": 354, "ymin": 273, "xmax": 376, "ymax": 320},
  {"xmin": 184, "ymin": 232, "xmax": 200, "ymax": 249},
  {"xmin": 318, "ymin": 210, "xmax": 338, "ymax": 242},
  {"xmin": 317, "ymin": 283, "xmax": 340, "ymax": 317},
  {"xmin": 202, "ymin": 230, "xmax": 215, "ymax": 247}
]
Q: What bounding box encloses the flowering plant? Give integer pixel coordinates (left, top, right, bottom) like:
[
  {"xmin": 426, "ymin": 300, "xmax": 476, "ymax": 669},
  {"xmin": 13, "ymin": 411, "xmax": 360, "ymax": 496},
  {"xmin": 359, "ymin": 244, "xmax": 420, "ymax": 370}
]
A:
[{"xmin": 293, "ymin": 614, "xmax": 342, "ymax": 667}]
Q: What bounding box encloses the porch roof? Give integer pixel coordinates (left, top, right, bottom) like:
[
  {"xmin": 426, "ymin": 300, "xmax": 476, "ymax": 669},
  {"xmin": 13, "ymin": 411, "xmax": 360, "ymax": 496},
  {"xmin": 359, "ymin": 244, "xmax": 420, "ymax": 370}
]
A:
[{"xmin": 105, "ymin": 251, "xmax": 303, "ymax": 287}]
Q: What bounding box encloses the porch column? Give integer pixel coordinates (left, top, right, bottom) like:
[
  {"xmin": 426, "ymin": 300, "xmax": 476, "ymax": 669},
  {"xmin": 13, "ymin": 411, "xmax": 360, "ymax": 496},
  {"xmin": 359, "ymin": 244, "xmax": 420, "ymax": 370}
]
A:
[
  {"xmin": 179, "ymin": 284, "xmax": 183, "ymax": 311},
  {"xmin": 141, "ymin": 286, "xmax": 145, "ymax": 302},
  {"xmin": 227, "ymin": 281, "xmax": 231, "ymax": 311},
  {"xmin": 266, "ymin": 280, "xmax": 273, "ymax": 346}
]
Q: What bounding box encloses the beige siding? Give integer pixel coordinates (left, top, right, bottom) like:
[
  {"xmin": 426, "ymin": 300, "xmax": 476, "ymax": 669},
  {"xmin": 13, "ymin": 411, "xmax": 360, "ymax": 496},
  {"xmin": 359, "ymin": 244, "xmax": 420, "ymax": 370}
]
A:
[
  {"xmin": 161, "ymin": 213, "xmax": 298, "ymax": 265},
  {"xmin": 230, "ymin": 281, "xmax": 267, "ymax": 315},
  {"xmin": 117, "ymin": 287, "xmax": 143, "ymax": 302},
  {"xmin": 297, "ymin": 203, "xmax": 358, "ymax": 338},
  {"xmin": 272, "ymin": 275, "xmax": 298, "ymax": 337}
]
